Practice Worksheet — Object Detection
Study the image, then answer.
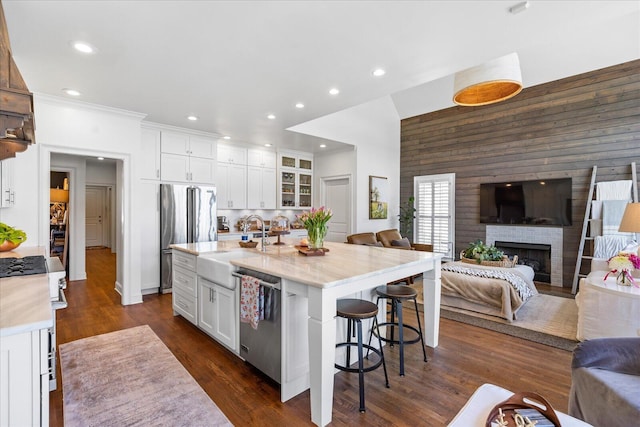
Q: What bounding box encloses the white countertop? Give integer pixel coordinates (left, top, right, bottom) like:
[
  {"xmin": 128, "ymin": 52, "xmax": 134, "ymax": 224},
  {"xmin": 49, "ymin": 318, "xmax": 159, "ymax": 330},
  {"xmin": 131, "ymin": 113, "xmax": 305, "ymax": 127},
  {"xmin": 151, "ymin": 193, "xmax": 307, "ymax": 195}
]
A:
[
  {"xmin": 170, "ymin": 237, "xmax": 307, "ymax": 256},
  {"xmin": 171, "ymin": 240, "xmax": 441, "ymax": 289},
  {"xmin": 230, "ymin": 241, "xmax": 441, "ymax": 289},
  {"xmin": 0, "ymin": 247, "xmax": 53, "ymax": 337},
  {"xmin": 170, "ymin": 240, "xmax": 252, "ymax": 256}
]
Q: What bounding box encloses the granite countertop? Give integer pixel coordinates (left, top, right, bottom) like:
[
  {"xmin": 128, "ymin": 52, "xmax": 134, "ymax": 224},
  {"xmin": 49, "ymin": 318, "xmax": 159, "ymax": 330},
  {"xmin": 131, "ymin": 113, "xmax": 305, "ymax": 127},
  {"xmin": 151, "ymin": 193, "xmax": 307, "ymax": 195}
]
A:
[{"xmin": 0, "ymin": 246, "xmax": 53, "ymax": 337}]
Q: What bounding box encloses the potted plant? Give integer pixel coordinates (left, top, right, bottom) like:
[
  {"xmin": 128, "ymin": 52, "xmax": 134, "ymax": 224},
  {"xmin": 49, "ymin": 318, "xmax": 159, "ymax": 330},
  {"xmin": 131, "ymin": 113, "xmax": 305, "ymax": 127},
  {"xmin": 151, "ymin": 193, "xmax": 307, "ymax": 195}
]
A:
[
  {"xmin": 461, "ymin": 239, "xmax": 516, "ymax": 267},
  {"xmin": 0, "ymin": 222, "xmax": 27, "ymax": 251},
  {"xmin": 398, "ymin": 196, "xmax": 416, "ymax": 241}
]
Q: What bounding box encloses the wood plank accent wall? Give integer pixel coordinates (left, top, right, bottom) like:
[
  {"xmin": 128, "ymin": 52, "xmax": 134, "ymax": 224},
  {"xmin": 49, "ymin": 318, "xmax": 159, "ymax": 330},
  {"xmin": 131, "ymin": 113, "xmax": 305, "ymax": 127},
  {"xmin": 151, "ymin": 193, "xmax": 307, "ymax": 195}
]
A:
[{"xmin": 400, "ymin": 60, "xmax": 640, "ymax": 287}]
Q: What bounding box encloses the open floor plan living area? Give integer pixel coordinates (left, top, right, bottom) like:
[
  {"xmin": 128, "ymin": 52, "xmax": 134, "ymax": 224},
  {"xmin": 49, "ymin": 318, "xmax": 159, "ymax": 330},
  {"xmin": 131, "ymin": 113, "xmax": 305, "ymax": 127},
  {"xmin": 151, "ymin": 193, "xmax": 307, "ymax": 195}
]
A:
[{"xmin": 1, "ymin": 1, "xmax": 639, "ymax": 426}]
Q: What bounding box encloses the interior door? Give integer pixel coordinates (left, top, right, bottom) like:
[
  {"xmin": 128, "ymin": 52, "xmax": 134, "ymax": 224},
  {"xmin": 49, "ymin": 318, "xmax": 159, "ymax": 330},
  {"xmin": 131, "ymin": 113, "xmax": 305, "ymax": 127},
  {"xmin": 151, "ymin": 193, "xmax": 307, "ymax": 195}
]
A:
[
  {"xmin": 321, "ymin": 176, "xmax": 351, "ymax": 243},
  {"xmin": 85, "ymin": 186, "xmax": 105, "ymax": 247}
]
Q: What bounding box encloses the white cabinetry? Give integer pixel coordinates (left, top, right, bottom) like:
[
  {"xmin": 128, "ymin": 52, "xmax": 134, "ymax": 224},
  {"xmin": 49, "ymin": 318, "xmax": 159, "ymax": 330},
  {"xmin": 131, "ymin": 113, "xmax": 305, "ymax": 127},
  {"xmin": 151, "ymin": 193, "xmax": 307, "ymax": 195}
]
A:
[
  {"xmin": 140, "ymin": 128, "xmax": 161, "ymax": 180},
  {"xmin": 0, "ymin": 329, "xmax": 49, "ymax": 427},
  {"xmin": 172, "ymin": 251, "xmax": 198, "ymax": 325},
  {"xmin": 248, "ymin": 149, "xmax": 276, "ymax": 168},
  {"xmin": 198, "ymin": 278, "xmax": 237, "ymax": 352},
  {"xmin": 218, "ymin": 145, "xmax": 247, "ymax": 165},
  {"xmin": 277, "ymin": 152, "xmax": 313, "ymax": 209},
  {"xmin": 217, "ymin": 144, "xmax": 247, "ymax": 209},
  {"xmin": 247, "ymin": 166, "xmax": 276, "ymax": 210},
  {"xmin": 160, "ymin": 131, "xmax": 216, "ymax": 184},
  {"xmin": 0, "ymin": 158, "xmax": 16, "ymax": 207}
]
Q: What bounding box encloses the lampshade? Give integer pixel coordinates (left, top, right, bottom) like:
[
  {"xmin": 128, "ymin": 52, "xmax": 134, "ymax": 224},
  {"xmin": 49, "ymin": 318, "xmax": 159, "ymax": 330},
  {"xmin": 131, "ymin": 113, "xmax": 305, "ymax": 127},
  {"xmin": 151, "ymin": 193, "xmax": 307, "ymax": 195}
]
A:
[
  {"xmin": 619, "ymin": 203, "xmax": 640, "ymax": 232},
  {"xmin": 50, "ymin": 188, "xmax": 69, "ymax": 203},
  {"xmin": 453, "ymin": 52, "xmax": 523, "ymax": 106}
]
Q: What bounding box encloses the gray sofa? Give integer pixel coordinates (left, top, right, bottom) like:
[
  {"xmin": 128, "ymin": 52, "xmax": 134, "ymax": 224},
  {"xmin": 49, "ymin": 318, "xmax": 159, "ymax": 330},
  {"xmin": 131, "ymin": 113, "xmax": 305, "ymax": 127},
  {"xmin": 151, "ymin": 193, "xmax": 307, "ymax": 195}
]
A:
[{"xmin": 569, "ymin": 337, "xmax": 640, "ymax": 426}]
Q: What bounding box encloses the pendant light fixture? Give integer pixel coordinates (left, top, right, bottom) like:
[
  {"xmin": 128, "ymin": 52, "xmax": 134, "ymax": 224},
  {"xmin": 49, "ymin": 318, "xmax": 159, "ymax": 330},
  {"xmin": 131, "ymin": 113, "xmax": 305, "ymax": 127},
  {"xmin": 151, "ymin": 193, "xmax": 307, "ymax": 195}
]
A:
[{"xmin": 453, "ymin": 52, "xmax": 523, "ymax": 107}]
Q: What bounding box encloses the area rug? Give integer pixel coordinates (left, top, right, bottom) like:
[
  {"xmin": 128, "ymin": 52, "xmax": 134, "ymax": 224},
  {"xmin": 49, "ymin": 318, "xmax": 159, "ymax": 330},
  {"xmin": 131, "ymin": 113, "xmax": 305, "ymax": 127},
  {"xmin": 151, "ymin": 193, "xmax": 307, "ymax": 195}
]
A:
[
  {"xmin": 412, "ymin": 282, "xmax": 579, "ymax": 351},
  {"xmin": 59, "ymin": 325, "xmax": 233, "ymax": 427}
]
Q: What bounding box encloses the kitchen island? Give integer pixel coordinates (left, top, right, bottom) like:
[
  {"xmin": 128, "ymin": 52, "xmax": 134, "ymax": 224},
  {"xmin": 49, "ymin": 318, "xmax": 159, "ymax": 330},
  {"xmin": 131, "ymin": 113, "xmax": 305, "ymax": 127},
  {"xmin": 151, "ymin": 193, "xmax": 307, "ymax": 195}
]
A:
[
  {"xmin": 172, "ymin": 239, "xmax": 441, "ymax": 427},
  {"xmin": 230, "ymin": 241, "xmax": 441, "ymax": 427}
]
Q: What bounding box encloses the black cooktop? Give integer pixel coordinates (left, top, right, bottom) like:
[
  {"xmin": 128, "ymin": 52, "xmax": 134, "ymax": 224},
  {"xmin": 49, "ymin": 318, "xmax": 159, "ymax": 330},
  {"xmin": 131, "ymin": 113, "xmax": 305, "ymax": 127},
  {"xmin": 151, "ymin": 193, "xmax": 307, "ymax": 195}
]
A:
[{"xmin": 0, "ymin": 256, "xmax": 48, "ymax": 278}]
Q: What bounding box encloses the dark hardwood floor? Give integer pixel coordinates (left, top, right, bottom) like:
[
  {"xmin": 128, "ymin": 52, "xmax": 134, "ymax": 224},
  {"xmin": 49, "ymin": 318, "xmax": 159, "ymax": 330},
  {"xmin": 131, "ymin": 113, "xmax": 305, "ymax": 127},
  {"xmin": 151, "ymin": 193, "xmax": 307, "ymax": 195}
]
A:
[{"xmin": 50, "ymin": 248, "xmax": 574, "ymax": 426}]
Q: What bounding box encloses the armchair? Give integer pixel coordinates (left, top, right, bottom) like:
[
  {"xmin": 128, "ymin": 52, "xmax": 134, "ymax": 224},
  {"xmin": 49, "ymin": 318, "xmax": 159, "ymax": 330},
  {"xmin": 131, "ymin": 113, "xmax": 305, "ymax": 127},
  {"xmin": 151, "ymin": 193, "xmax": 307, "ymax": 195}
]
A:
[
  {"xmin": 375, "ymin": 229, "xmax": 433, "ymax": 252},
  {"xmin": 346, "ymin": 232, "xmax": 381, "ymax": 246},
  {"xmin": 569, "ymin": 337, "xmax": 640, "ymax": 426}
]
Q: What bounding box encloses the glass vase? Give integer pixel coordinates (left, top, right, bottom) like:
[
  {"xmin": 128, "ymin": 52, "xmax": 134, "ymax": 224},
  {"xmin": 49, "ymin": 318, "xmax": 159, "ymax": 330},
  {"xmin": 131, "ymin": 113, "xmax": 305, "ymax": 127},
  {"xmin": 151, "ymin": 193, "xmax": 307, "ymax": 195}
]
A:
[
  {"xmin": 307, "ymin": 225, "xmax": 327, "ymax": 250},
  {"xmin": 616, "ymin": 270, "xmax": 632, "ymax": 286}
]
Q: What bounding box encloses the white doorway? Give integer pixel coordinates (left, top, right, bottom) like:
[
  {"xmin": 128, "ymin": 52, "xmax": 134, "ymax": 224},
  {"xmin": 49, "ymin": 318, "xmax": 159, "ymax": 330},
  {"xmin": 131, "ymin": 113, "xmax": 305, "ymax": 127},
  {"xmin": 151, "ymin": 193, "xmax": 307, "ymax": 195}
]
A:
[
  {"xmin": 85, "ymin": 186, "xmax": 109, "ymax": 248},
  {"xmin": 321, "ymin": 175, "xmax": 352, "ymax": 243}
]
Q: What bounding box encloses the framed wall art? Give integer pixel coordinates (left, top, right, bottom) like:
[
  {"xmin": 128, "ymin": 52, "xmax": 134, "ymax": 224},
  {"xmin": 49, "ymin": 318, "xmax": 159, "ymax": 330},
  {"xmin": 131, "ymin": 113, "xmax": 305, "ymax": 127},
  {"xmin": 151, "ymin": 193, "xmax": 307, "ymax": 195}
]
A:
[{"xmin": 369, "ymin": 175, "xmax": 388, "ymax": 219}]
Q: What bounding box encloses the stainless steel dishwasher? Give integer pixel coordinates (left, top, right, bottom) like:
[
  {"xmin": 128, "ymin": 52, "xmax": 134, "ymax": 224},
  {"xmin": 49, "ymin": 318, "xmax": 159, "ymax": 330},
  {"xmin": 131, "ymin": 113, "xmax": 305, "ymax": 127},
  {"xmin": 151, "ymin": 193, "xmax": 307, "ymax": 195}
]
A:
[{"xmin": 233, "ymin": 269, "xmax": 281, "ymax": 384}]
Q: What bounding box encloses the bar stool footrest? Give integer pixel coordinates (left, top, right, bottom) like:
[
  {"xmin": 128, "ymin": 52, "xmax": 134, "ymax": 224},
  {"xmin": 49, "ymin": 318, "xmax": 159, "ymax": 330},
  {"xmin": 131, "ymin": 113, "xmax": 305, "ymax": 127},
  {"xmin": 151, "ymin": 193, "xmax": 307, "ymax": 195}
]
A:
[
  {"xmin": 375, "ymin": 322, "xmax": 423, "ymax": 345},
  {"xmin": 335, "ymin": 343, "xmax": 385, "ymax": 374}
]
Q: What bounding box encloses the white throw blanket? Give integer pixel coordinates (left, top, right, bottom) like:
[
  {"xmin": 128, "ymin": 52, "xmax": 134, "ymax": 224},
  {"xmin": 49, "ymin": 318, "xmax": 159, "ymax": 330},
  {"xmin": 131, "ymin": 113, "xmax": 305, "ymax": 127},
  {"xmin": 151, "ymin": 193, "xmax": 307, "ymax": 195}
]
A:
[
  {"xmin": 442, "ymin": 263, "xmax": 535, "ymax": 301},
  {"xmin": 596, "ymin": 180, "xmax": 632, "ymax": 201}
]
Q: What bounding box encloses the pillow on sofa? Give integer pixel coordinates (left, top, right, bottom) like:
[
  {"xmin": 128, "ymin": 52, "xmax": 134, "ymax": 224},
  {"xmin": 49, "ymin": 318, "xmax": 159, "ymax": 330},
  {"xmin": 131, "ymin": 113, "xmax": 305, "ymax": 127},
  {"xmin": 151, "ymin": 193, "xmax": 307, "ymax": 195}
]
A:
[{"xmin": 391, "ymin": 237, "xmax": 412, "ymax": 249}]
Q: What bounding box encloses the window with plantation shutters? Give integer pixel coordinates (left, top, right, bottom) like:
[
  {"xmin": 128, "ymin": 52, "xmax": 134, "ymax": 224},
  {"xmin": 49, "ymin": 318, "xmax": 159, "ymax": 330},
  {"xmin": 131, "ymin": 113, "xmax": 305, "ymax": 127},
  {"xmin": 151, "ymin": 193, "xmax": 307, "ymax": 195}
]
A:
[{"xmin": 414, "ymin": 173, "xmax": 455, "ymax": 260}]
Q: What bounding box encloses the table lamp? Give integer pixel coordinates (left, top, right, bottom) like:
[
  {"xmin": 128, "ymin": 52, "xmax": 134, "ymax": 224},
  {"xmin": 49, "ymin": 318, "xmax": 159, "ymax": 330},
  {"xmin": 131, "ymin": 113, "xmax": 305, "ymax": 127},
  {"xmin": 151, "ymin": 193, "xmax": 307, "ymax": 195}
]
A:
[{"xmin": 618, "ymin": 202, "xmax": 640, "ymax": 256}]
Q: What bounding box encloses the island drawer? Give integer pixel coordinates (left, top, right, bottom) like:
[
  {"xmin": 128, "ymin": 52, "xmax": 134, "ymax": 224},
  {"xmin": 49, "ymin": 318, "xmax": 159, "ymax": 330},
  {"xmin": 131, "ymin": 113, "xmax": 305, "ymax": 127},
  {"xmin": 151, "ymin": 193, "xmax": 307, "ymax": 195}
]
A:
[
  {"xmin": 173, "ymin": 250, "xmax": 197, "ymax": 270},
  {"xmin": 173, "ymin": 288, "xmax": 197, "ymax": 325},
  {"xmin": 172, "ymin": 265, "xmax": 197, "ymax": 297}
]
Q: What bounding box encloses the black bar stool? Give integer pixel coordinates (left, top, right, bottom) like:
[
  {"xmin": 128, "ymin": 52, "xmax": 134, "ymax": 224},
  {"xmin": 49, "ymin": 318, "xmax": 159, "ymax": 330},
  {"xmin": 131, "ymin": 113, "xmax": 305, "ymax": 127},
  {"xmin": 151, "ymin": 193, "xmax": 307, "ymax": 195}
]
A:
[
  {"xmin": 369, "ymin": 285, "xmax": 427, "ymax": 376},
  {"xmin": 335, "ymin": 298, "xmax": 389, "ymax": 412}
]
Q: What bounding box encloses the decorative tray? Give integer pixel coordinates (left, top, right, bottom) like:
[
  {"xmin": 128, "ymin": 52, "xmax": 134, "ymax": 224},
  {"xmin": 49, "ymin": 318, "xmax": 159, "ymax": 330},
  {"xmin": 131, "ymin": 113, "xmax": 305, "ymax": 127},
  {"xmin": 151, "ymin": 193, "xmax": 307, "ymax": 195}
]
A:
[{"xmin": 295, "ymin": 245, "xmax": 329, "ymax": 256}]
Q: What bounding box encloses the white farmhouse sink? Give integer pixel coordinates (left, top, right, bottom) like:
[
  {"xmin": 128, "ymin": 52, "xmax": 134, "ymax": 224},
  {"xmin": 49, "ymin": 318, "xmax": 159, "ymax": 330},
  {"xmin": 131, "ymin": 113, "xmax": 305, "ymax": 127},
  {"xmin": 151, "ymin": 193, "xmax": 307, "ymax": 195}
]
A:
[{"xmin": 196, "ymin": 250, "xmax": 261, "ymax": 288}]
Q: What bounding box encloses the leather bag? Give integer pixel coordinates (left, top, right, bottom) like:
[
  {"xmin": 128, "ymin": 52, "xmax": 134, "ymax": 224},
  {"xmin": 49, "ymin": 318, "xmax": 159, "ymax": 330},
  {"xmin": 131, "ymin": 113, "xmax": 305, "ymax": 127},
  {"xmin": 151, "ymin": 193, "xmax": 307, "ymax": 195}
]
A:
[{"xmin": 485, "ymin": 391, "xmax": 562, "ymax": 427}]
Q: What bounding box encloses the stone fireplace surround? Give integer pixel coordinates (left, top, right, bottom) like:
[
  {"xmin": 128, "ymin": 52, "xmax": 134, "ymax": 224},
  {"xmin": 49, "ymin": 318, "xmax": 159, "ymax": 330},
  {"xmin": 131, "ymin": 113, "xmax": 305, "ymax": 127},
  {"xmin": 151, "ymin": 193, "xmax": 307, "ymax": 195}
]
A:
[{"xmin": 486, "ymin": 225, "xmax": 563, "ymax": 287}]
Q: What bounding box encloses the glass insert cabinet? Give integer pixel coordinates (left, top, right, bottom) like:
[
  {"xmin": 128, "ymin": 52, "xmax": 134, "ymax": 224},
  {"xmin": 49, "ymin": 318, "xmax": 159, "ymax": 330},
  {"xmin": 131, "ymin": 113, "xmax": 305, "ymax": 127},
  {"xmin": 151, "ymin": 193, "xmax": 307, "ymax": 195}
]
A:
[{"xmin": 278, "ymin": 153, "xmax": 313, "ymax": 209}]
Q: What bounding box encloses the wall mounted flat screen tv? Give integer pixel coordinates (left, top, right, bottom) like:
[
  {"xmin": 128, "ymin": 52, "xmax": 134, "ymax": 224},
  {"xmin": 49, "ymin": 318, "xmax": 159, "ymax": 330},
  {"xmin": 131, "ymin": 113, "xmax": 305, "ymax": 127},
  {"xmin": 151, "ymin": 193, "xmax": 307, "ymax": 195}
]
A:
[{"xmin": 480, "ymin": 178, "xmax": 572, "ymax": 226}]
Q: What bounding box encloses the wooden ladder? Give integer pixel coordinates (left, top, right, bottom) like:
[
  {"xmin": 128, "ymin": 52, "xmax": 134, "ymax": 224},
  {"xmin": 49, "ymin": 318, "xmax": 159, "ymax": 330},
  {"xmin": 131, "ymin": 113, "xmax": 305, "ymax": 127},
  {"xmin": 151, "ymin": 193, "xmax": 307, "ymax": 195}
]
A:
[{"xmin": 571, "ymin": 162, "xmax": 638, "ymax": 294}]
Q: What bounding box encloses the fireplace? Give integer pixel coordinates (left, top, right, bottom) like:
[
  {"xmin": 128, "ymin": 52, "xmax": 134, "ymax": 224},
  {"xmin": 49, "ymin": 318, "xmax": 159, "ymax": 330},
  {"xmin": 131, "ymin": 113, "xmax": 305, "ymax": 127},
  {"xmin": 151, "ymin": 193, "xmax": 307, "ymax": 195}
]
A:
[
  {"xmin": 495, "ymin": 241, "xmax": 551, "ymax": 283},
  {"xmin": 486, "ymin": 225, "xmax": 563, "ymax": 287}
]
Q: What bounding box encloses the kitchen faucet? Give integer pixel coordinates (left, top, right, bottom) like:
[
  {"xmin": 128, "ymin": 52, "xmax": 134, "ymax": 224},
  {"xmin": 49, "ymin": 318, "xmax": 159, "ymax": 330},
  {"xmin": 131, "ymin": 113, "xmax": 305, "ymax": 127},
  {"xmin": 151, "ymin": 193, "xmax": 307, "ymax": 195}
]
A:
[{"xmin": 244, "ymin": 214, "xmax": 267, "ymax": 252}]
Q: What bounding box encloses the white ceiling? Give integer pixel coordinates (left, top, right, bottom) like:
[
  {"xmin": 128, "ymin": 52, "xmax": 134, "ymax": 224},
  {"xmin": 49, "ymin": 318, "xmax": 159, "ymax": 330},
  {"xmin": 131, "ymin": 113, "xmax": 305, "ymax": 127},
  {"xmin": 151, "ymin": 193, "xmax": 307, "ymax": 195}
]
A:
[{"xmin": 4, "ymin": 1, "xmax": 639, "ymax": 154}]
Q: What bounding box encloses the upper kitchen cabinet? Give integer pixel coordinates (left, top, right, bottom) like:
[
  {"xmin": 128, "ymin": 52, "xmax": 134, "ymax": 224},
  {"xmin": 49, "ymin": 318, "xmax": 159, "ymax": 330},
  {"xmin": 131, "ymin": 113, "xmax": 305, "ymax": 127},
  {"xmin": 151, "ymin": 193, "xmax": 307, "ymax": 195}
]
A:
[
  {"xmin": 140, "ymin": 128, "xmax": 161, "ymax": 180},
  {"xmin": 0, "ymin": 158, "xmax": 15, "ymax": 207},
  {"xmin": 247, "ymin": 166, "xmax": 276, "ymax": 210},
  {"xmin": 247, "ymin": 148, "xmax": 276, "ymax": 209},
  {"xmin": 216, "ymin": 144, "xmax": 247, "ymax": 209},
  {"xmin": 160, "ymin": 131, "xmax": 217, "ymax": 184},
  {"xmin": 247, "ymin": 149, "xmax": 276, "ymax": 169},
  {"xmin": 277, "ymin": 152, "xmax": 313, "ymax": 209},
  {"xmin": 161, "ymin": 132, "xmax": 216, "ymax": 159},
  {"xmin": 218, "ymin": 144, "xmax": 247, "ymax": 165}
]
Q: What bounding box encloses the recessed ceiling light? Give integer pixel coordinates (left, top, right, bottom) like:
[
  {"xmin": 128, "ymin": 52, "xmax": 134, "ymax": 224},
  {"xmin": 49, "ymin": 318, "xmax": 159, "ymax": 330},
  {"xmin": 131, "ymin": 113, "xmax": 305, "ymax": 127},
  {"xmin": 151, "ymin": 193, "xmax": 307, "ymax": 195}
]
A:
[
  {"xmin": 372, "ymin": 68, "xmax": 386, "ymax": 77},
  {"xmin": 295, "ymin": 103, "xmax": 305, "ymax": 109},
  {"xmin": 62, "ymin": 88, "xmax": 81, "ymax": 96},
  {"xmin": 223, "ymin": 136, "xmax": 231, "ymax": 140},
  {"xmin": 97, "ymin": 157, "xmax": 104, "ymax": 161},
  {"xmin": 320, "ymin": 144, "xmax": 327, "ymax": 148},
  {"xmin": 267, "ymin": 114, "xmax": 276, "ymax": 120},
  {"xmin": 72, "ymin": 41, "xmax": 95, "ymax": 54},
  {"xmin": 509, "ymin": 1, "xmax": 530, "ymax": 14},
  {"xmin": 264, "ymin": 143, "xmax": 272, "ymax": 147},
  {"xmin": 187, "ymin": 115, "xmax": 198, "ymax": 121},
  {"xmin": 329, "ymin": 88, "xmax": 340, "ymax": 96}
]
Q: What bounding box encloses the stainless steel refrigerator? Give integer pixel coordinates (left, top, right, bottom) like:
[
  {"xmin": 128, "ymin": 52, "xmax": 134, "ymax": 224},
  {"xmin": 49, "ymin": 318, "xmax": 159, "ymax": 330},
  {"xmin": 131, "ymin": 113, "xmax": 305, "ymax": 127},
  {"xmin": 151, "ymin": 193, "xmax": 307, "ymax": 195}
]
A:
[{"xmin": 160, "ymin": 184, "xmax": 217, "ymax": 293}]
